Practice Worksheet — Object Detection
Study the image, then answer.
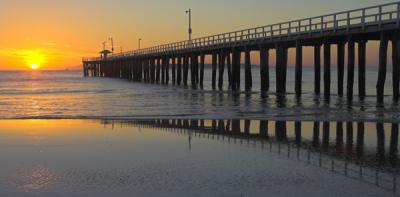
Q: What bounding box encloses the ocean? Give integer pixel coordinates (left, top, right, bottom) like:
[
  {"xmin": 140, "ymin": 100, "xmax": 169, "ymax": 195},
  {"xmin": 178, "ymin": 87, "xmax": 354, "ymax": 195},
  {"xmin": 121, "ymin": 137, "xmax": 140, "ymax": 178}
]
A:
[
  {"xmin": 0, "ymin": 67, "xmax": 399, "ymax": 196},
  {"xmin": 0, "ymin": 67, "xmax": 399, "ymax": 122}
]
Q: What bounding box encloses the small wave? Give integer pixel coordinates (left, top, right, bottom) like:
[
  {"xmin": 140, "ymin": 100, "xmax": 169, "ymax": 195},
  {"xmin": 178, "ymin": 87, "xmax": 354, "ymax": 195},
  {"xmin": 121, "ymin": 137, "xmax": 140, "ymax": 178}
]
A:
[{"xmin": 0, "ymin": 89, "xmax": 115, "ymax": 95}]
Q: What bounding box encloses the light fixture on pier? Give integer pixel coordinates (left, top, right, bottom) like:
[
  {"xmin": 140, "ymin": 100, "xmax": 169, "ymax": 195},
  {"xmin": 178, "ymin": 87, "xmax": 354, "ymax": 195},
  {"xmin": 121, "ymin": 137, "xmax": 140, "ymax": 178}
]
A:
[
  {"xmin": 108, "ymin": 37, "xmax": 114, "ymax": 53},
  {"xmin": 185, "ymin": 9, "xmax": 192, "ymax": 41}
]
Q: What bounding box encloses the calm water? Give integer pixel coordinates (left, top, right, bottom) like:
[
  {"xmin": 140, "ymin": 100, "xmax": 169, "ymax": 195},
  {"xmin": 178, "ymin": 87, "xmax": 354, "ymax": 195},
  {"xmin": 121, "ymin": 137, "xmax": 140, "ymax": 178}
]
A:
[
  {"xmin": 0, "ymin": 68, "xmax": 400, "ymax": 196},
  {"xmin": 0, "ymin": 119, "xmax": 398, "ymax": 197},
  {"xmin": 0, "ymin": 67, "xmax": 399, "ymax": 122}
]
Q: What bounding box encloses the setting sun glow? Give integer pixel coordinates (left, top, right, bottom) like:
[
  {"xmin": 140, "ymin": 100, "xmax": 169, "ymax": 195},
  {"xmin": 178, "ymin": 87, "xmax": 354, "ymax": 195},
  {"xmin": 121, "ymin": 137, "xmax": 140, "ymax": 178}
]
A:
[
  {"xmin": 24, "ymin": 50, "xmax": 45, "ymax": 70},
  {"xmin": 31, "ymin": 64, "xmax": 39, "ymax": 70}
]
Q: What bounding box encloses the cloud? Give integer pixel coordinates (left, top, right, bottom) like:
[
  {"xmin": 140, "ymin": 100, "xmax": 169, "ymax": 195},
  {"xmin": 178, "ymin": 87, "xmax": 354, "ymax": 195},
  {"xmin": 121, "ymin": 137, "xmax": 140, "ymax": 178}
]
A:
[
  {"xmin": 40, "ymin": 42, "xmax": 56, "ymax": 46},
  {"xmin": 65, "ymin": 44, "xmax": 71, "ymax": 48}
]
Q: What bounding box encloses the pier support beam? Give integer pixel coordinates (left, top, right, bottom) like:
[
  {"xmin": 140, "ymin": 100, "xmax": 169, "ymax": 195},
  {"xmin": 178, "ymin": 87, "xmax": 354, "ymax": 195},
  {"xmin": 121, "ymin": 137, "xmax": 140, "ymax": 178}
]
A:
[
  {"xmin": 194, "ymin": 54, "xmax": 199, "ymax": 85},
  {"xmin": 177, "ymin": 57, "xmax": 182, "ymax": 85},
  {"xmin": 295, "ymin": 40, "xmax": 303, "ymax": 96},
  {"xmin": 161, "ymin": 57, "xmax": 166, "ymax": 84},
  {"xmin": 200, "ymin": 53, "xmax": 205, "ymax": 88},
  {"xmin": 191, "ymin": 53, "xmax": 197, "ymax": 88},
  {"xmin": 156, "ymin": 58, "xmax": 161, "ymax": 83},
  {"xmin": 323, "ymin": 42, "xmax": 331, "ymax": 100},
  {"xmin": 183, "ymin": 55, "xmax": 189, "ymax": 86},
  {"xmin": 172, "ymin": 57, "xmax": 176, "ymax": 85},
  {"xmin": 218, "ymin": 50, "xmax": 226, "ymax": 90},
  {"xmin": 151, "ymin": 58, "xmax": 155, "ymax": 83},
  {"xmin": 314, "ymin": 44, "xmax": 321, "ymax": 94},
  {"xmin": 377, "ymin": 32, "xmax": 389, "ymax": 104},
  {"xmin": 166, "ymin": 56, "xmax": 170, "ymax": 84},
  {"xmin": 226, "ymin": 52, "xmax": 232, "ymax": 89},
  {"xmin": 392, "ymin": 32, "xmax": 400, "ymax": 102},
  {"xmin": 276, "ymin": 44, "xmax": 288, "ymax": 94},
  {"xmin": 232, "ymin": 48, "xmax": 241, "ymax": 91},
  {"xmin": 347, "ymin": 38, "xmax": 355, "ymax": 101},
  {"xmin": 245, "ymin": 48, "xmax": 252, "ymax": 91},
  {"xmin": 212, "ymin": 52, "xmax": 218, "ymax": 90},
  {"xmin": 259, "ymin": 47, "xmax": 269, "ymax": 92},
  {"xmin": 358, "ymin": 40, "xmax": 367, "ymax": 100},
  {"xmin": 337, "ymin": 42, "xmax": 345, "ymax": 97}
]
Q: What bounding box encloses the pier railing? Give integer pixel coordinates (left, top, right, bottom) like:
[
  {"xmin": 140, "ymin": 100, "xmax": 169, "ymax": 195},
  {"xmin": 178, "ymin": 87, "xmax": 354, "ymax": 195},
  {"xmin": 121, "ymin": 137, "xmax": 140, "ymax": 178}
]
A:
[{"xmin": 83, "ymin": 1, "xmax": 400, "ymax": 62}]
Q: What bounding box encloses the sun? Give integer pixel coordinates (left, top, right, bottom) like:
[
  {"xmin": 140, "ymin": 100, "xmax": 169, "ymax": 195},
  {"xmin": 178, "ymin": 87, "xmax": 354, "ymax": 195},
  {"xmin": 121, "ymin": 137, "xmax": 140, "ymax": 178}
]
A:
[
  {"xmin": 31, "ymin": 64, "xmax": 39, "ymax": 70},
  {"xmin": 21, "ymin": 50, "xmax": 46, "ymax": 70}
]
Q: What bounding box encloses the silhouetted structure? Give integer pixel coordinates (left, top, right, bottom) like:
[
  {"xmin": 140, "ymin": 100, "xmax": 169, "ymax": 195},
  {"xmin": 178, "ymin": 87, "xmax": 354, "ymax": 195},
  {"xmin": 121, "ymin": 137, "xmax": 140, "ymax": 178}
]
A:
[{"xmin": 84, "ymin": 2, "xmax": 400, "ymax": 104}]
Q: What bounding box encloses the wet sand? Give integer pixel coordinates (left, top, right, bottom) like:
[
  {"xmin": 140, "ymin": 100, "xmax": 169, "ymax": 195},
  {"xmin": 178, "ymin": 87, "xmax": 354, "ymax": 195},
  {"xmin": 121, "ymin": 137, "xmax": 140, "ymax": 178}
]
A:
[{"xmin": 0, "ymin": 119, "xmax": 397, "ymax": 197}]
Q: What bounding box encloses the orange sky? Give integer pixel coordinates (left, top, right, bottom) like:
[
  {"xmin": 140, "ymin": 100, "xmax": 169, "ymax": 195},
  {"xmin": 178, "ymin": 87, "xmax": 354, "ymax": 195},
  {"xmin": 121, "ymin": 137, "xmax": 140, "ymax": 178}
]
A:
[{"xmin": 0, "ymin": 0, "xmax": 393, "ymax": 70}]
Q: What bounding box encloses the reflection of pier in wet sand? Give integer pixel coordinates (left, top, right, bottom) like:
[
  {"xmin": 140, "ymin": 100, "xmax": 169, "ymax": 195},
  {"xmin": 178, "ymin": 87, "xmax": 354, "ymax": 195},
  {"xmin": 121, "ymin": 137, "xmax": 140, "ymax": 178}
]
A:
[{"xmin": 102, "ymin": 119, "xmax": 400, "ymax": 193}]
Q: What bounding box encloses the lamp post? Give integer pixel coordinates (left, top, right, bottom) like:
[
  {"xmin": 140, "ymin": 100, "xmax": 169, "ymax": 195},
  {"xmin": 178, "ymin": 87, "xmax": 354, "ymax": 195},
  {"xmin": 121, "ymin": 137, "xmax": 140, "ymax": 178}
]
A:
[
  {"xmin": 108, "ymin": 37, "xmax": 114, "ymax": 53},
  {"xmin": 185, "ymin": 9, "xmax": 192, "ymax": 41},
  {"xmin": 102, "ymin": 42, "xmax": 106, "ymax": 51},
  {"xmin": 138, "ymin": 38, "xmax": 142, "ymax": 50}
]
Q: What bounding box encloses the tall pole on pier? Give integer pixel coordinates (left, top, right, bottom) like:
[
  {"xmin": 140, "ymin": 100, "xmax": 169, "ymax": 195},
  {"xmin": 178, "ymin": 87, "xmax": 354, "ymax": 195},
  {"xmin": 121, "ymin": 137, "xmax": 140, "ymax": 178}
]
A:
[
  {"xmin": 138, "ymin": 38, "xmax": 142, "ymax": 50},
  {"xmin": 186, "ymin": 9, "xmax": 192, "ymax": 41},
  {"xmin": 109, "ymin": 37, "xmax": 114, "ymax": 53}
]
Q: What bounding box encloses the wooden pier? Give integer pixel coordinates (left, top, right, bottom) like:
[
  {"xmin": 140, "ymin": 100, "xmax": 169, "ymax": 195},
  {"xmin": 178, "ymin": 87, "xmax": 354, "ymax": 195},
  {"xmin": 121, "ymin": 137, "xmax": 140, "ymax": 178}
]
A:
[{"xmin": 83, "ymin": 2, "xmax": 400, "ymax": 103}]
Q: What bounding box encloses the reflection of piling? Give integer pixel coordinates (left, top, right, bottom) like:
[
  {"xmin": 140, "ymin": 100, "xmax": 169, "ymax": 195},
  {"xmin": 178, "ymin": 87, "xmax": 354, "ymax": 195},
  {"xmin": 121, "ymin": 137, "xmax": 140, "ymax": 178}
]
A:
[
  {"xmin": 218, "ymin": 120, "xmax": 225, "ymax": 132},
  {"xmin": 259, "ymin": 120, "xmax": 269, "ymax": 138},
  {"xmin": 295, "ymin": 121, "xmax": 301, "ymax": 144},
  {"xmin": 225, "ymin": 120, "xmax": 231, "ymax": 132},
  {"xmin": 322, "ymin": 122, "xmax": 330, "ymax": 149},
  {"xmin": 275, "ymin": 121, "xmax": 287, "ymax": 141},
  {"xmin": 336, "ymin": 122, "xmax": 344, "ymax": 155},
  {"xmin": 244, "ymin": 120, "xmax": 251, "ymax": 135},
  {"xmin": 212, "ymin": 120, "xmax": 217, "ymax": 131},
  {"xmin": 390, "ymin": 124, "xmax": 399, "ymax": 166},
  {"xmin": 313, "ymin": 122, "xmax": 320, "ymax": 147},
  {"xmin": 346, "ymin": 122, "xmax": 354, "ymax": 154},
  {"xmin": 357, "ymin": 122, "xmax": 365, "ymax": 158},
  {"xmin": 377, "ymin": 123, "xmax": 386, "ymax": 163},
  {"xmin": 231, "ymin": 120, "xmax": 240, "ymax": 134}
]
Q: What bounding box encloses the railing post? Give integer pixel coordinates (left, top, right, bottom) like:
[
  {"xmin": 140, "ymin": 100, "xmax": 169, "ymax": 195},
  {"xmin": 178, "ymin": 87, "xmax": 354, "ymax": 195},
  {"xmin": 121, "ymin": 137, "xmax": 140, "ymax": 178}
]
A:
[
  {"xmin": 362, "ymin": 9, "xmax": 366, "ymax": 30},
  {"xmin": 270, "ymin": 26, "xmax": 274, "ymax": 39},
  {"xmin": 333, "ymin": 14, "xmax": 337, "ymax": 33},
  {"xmin": 379, "ymin": 5, "xmax": 382, "ymax": 29},
  {"xmin": 397, "ymin": 2, "xmax": 400, "ymax": 28},
  {"xmin": 347, "ymin": 12, "xmax": 350, "ymax": 32},
  {"xmin": 320, "ymin": 16, "xmax": 324, "ymax": 34},
  {"xmin": 298, "ymin": 20, "xmax": 301, "ymax": 34}
]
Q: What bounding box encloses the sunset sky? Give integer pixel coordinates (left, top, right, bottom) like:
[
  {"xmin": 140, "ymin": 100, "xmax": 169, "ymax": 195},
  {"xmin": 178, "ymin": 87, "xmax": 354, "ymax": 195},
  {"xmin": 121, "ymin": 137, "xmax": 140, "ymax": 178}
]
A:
[{"xmin": 0, "ymin": 0, "xmax": 395, "ymax": 70}]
